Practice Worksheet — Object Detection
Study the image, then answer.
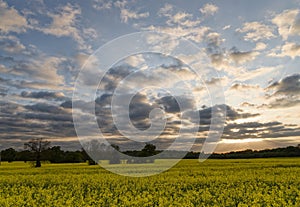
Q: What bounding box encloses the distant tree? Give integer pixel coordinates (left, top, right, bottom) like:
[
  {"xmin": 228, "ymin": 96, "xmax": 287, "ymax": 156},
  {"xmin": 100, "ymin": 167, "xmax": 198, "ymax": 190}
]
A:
[
  {"xmin": 141, "ymin": 143, "xmax": 156, "ymax": 156},
  {"xmin": 15, "ymin": 150, "xmax": 34, "ymax": 162},
  {"xmin": 43, "ymin": 146, "xmax": 64, "ymax": 163},
  {"xmin": 1, "ymin": 148, "xmax": 17, "ymax": 162},
  {"xmin": 24, "ymin": 138, "xmax": 50, "ymax": 167}
]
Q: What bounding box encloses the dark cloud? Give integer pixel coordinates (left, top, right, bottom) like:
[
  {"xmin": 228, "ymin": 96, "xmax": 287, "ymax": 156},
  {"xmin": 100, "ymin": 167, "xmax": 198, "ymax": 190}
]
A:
[
  {"xmin": 201, "ymin": 104, "xmax": 258, "ymax": 123},
  {"xmin": 265, "ymin": 74, "xmax": 300, "ymax": 108},
  {"xmin": 222, "ymin": 121, "xmax": 300, "ymax": 139},
  {"xmin": 24, "ymin": 103, "xmax": 66, "ymax": 114},
  {"xmin": 229, "ymin": 49, "xmax": 258, "ymax": 64},
  {"xmin": 205, "ymin": 32, "xmax": 227, "ymax": 67},
  {"xmin": 156, "ymin": 95, "xmax": 194, "ymax": 113},
  {"xmin": 0, "ymin": 82, "xmax": 7, "ymax": 96},
  {"xmin": 97, "ymin": 64, "xmax": 133, "ymax": 91},
  {"xmin": 230, "ymin": 83, "xmax": 259, "ymax": 90},
  {"xmin": 0, "ymin": 101, "xmax": 76, "ymax": 147},
  {"xmin": 240, "ymin": 102, "xmax": 256, "ymax": 107},
  {"xmin": 21, "ymin": 91, "xmax": 66, "ymax": 100},
  {"xmin": 267, "ymin": 98, "xmax": 300, "ymax": 108},
  {"xmin": 209, "ymin": 53, "xmax": 225, "ymax": 66},
  {"xmin": 1, "ymin": 93, "xmax": 299, "ymax": 151},
  {"xmin": 267, "ymin": 74, "xmax": 300, "ymax": 96}
]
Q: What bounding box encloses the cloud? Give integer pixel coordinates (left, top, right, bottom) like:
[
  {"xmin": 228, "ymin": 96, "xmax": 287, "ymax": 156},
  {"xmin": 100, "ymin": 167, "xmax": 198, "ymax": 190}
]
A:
[
  {"xmin": 42, "ymin": 4, "xmax": 81, "ymax": 37},
  {"xmin": 265, "ymin": 74, "xmax": 300, "ymax": 108},
  {"xmin": 21, "ymin": 91, "xmax": 66, "ymax": 100},
  {"xmin": 156, "ymin": 96, "xmax": 194, "ymax": 113},
  {"xmin": 222, "ymin": 121, "xmax": 300, "ymax": 139},
  {"xmin": 24, "ymin": 103, "xmax": 67, "ymax": 114},
  {"xmin": 230, "ymin": 83, "xmax": 259, "ymax": 91},
  {"xmin": 267, "ymin": 74, "xmax": 300, "ymax": 97},
  {"xmin": 92, "ymin": 0, "xmax": 112, "ymax": 10},
  {"xmin": 120, "ymin": 8, "xmax": 149, "ymax": 23},
  {"xmin": 0, "ymin": 0, "xmax": 28, "ymax": 33},
  {"xmin": 167, "ymin": 12, "xmax": 195, "ymax": 26},
  {"xmin": 269, "ymin": 42, "xmax": 300, "ymax": 59},
  {"xmin": 222, "ymin": 25, "xmax": 231, "ymax": 30},
  {"xmin": 172, "ymin": 12, "xmax": 192, "ymax": 23},
  {"xmin": 206, "ymin": 32, "xmax": 224, "ymax": 50},
  {"xmin": 37, "ymin": 3, "xmax": 97, "ymax": 51},
  {"xmin": 236, "ymin": 66, "xmax": 281, "ymax": 82},
  {"xmin": 144, "ymin": 24, "xmax": 210, "ymax": 43},
  {"xmin": 0, "ymin": 101, "xmax": 76, "ymax": 147},
  {"xmin": 272, "ymin": 9, "xmax": 300, "ymax": 40},
  {"xmin": 255, "ymin": 42, "xmax": 267, "ymax": 51},
  {"xmin": 266, "ymin": 98, "xmax": 300, "ymax": 108},
  {"xmin": 200, "ymin": 3, "xmax": 219, "ymax": 15},
  {"xmin": 236, "ymin": 21, "xmax": 275, "ymax": 41},
  {"xmin": 185, "ymin": 104, "xmax": 259, "ymax": 126},
  {"xmin": 157, "ymin": 3, "xmax": 173, "ymax": 17},
  {"xmin": 0, "ymin": 35, "xmax": 25, "ymax": 53},
  {"xmin": 205, "ymin": 76, "xmax": 229, "ymax": 87},
  {"xmin": 157, "ymin": 5, "xmax": 201, "ymax": 28},
  {"xmin": 229, "ymin": 50, "xmax": 259, "ymax": 64},
  {"xmin": 11, "ymin": 55, "xmax": 67, "ymax": 85},
  {"xmin": 124, "ymin": 54, "xmax": 145, "ymax": 67},
  {"xmin": 0, "ymin": 78, "xmax": 7, "ymax": 96},
  {"xmin": 281, "ymin": 42, "xmax": 300, "ymax": 59}
]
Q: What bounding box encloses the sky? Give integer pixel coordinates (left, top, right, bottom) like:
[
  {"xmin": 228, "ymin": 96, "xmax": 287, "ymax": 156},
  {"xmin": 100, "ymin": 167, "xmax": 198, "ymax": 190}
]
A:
[{"xmin": 0, "ymin": 0, "xmax": 300, "ymax": 153}]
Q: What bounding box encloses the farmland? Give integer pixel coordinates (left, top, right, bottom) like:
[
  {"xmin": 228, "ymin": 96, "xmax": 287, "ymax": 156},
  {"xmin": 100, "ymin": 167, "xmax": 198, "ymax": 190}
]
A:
[{"xmin": 0, "ymin": 158, "xmax": 300, "ymax": 206}]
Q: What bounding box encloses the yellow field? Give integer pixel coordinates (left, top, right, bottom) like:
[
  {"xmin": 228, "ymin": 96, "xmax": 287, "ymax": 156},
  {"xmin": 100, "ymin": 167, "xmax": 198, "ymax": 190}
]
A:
[{"xmin": 0, "ymin": 158, "xmax": 300, "ymax": 206}]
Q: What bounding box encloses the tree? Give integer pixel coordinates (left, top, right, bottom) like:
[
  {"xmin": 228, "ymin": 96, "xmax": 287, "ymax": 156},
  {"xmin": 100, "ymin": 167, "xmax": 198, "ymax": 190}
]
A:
[
  {"xmin": 1, "ymin": 148, "xmax": 17, "ymax": 162},
  {"xmin": 43, "ymin": 146, "xmax": 64, "ymax": 163},
  {"xmin": 141, "ymin": 143, "xmax": 156, "ymax": 156},
  {"xmin": 24, "ymin": 138, "xmax": 50, "ymax": 167}
]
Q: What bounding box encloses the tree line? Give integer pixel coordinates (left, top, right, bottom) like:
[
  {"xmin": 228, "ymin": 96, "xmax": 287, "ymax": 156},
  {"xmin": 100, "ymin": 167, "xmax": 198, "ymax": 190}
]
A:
[
  {"xmin": 0, "ymin": 138, "xmax": 159, "ymax": 167},
  {"xmin": 184, "ymin": 144, "xmax": 300, "ymax": 159},
  {"xmin": 1, "ymin": 138, "xmax": 300, "ymax": 167}
]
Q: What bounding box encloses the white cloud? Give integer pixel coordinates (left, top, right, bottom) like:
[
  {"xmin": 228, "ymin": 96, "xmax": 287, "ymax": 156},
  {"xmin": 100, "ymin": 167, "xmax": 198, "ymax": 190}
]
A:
[
  {"xmin": 120, "ymin": 8, "xmax": 149, "ymax": 23},
  {"xmin": 200, "ymin": 3, "xmax": 219, "ymax": 15},
  {"xmin": 281, "ymin": 42, "xmax": 300, "ymax": 58},
  {"xmin": 23, "ymin": 56, "xmax": 67, "ymax": 85},
  {"xmin": 272, "ymin": 9, "xmax": 300, "ymax": 40},
  {"xmin": 124, "ymin": 54, "xmax": 145, "ymax": 67},
  {"xmin": 166, "ymin": 12, "xmax": 201, "ymax": 27},
  {"xmin": 255, "ymin": 42, "xmax": 267, "ymax": 51},
  {"xmin": 42, "ymin": 4, "xmax": 81, "ymax": 39},
  {"xmin": 158, "ymin": 3, "xmax": 173, "ymax": 17},
  {"xmin": 236, "ymin": 21, "xmax": 275, "ymax": 41},
  {"xmin": 236, "ymin": 66, "xmax": 281, "ymax": 82},
  {"xmin": 223, "ymin": 25, "xmax": 231, "ymax": 30},
  {"xmin": 92, "ymin": 0, "xmax": 112, "ymax": 10},
  {"xmin": 0, "ymin": 0, "xmax": 28, "ymax": 33},
  {"xmin": 172, "ymin": 12, "xmax": 192, "ymax": 23},
  {"xmin": 37, "ymin": 3, "xmax": 97, "ymax": 51},
  {"xmin": 269, "ymin": 42, "xmax": 300, "ymax": 59},
  {"xmin": 144, "ymin": 25, "xmax": 210, "ymax": 43}
]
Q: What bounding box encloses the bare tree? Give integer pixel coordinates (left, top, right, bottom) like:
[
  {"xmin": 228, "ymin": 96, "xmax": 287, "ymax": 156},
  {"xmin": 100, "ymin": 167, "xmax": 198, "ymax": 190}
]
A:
[{"xmin": 24, "ymin": 138, "xmax": 50, "ymax": 167}]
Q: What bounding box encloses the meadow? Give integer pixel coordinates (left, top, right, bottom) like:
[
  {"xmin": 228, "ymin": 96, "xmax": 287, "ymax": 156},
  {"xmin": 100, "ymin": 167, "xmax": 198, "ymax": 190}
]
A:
[{"xmin": 0, "ymin": 158, "xmax": 300, "ymax": 206}]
